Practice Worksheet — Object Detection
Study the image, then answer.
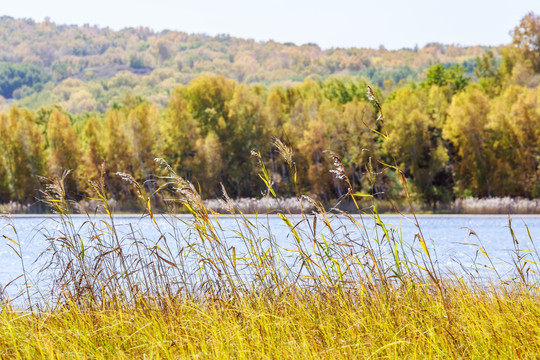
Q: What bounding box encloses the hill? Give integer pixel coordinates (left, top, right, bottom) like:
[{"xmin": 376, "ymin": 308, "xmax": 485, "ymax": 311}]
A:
[{"xmin": 0, "ymin": 16, "xmax": 494, "ymax": 113}]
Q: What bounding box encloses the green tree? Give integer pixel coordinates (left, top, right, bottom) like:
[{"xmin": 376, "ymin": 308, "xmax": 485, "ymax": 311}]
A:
[
  {"xmin": 445, "ymin": 65, "xmax": 469, "ymax": 93},
  {"xmin": 443, "ymin": 88, "xmax": 492, "ymax": 197},
  {"xmin": 223, "ymin": 84, "xmax": 267, "ymax": 196},
  {"xmin": 0, "ymin": 62, "xmax": 49, "ymax": 98},
  {"xmin": 179, "ymin": 75, "xmax": 236, "ymax": 136},
  {"xmin": 475, "ymin": 51, "xmax": 501, "ymax": 95},
  {"xmin": 425, "ymin": 64, "xmax": 447, "ymax": 87},
  {"xmin": 424, "ymin": 64, "xmax": 469, "ymax": 93}
]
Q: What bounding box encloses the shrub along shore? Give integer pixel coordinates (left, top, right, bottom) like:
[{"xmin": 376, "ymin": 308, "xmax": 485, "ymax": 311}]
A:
[{"xmin": 3, "ymin": 196, "xmax": 540, "ymax": 215}]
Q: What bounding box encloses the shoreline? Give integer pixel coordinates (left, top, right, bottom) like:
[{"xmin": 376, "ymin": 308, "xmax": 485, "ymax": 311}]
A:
[{"xmin": 2, "ymin": 196, "xmax": 540, "ymax": 215}]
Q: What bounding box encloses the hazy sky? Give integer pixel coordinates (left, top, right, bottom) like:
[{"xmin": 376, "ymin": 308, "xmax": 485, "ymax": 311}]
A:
[{"xmin": 2, "ymin": 0, "xmax": 539, "ymax": 49}]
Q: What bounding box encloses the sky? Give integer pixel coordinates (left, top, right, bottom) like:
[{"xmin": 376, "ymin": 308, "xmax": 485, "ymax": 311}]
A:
[{"xmin": 1, "ymin": 0, "xmax": 539, "ymax": 50}]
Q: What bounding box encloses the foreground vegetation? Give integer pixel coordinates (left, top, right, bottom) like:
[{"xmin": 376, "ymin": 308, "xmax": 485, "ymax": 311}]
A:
[
  {"xmin": 2, "ymin": 286, "xmax": 540, "ymax": 358},
  {"xmin": 1, "ymin": 130, "xmax": 540, "ymax": 358}
]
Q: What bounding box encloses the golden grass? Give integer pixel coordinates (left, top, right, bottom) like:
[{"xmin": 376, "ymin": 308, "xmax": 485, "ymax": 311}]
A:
[{"xmin": 1, "ymin": 284, "xmax": 540, "ymax": 359}]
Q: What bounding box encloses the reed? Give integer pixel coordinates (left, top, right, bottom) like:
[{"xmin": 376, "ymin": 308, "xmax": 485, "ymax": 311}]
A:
[{"xmin": 454, "ymin": 196, "xmax": 540, "ymax": 214}]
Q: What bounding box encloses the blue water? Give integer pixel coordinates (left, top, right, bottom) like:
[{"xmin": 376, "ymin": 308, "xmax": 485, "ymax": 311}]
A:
[{"xmin": 1, "ymin": 213, "xmax": 539, "ymax": 300}]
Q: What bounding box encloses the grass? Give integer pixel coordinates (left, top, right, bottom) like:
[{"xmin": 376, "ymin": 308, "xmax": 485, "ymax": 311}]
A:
[
  {"xmin": 1, "ymin": 285, "xmax": 540, "ymax": 359},
  {"xmin": 1, "ymin": 97, "xmax": 540, "ymax": 358}
]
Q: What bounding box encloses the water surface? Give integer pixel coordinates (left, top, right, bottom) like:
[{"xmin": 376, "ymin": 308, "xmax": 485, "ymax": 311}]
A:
[{"xmin": 1, "ymin": 214, "xmax": 539, "ymax": 299}]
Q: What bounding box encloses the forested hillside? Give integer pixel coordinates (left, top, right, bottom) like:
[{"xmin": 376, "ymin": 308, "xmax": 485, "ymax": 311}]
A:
[
  {"xmin": 0, "ymin": 13, "xmax": 539, "ymax": 211},
  {"xmin": 0, "ymin": 16, "xmax": 489, "ymax": 113}
]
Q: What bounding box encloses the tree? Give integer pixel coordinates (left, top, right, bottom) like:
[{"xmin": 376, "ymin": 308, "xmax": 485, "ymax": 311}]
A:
[
  {"xmin": 46, "ymin": 108, "xmax": 80, "ymax": 195},
  {"xmin": 0, "ymin": 113, "xmax": 12, "ymax": 201},
  {"xmin": 79, "ymin": 116, "xmax": 105, "ymax": 191},
  {"xmin": 485, "ymin": 86, "xmax": 540, "ymax": 197},
  {"xmin": 102, "ymin": 107, "xmax": 133, "ymax": 201},
  {"xmin": 445, "ymin": 65, "xmax": 469, "ymax": 93},
  {"xmin": 0, "ymin": 107, "xmax": 45, "ymax": 202},
  {"xmin": 179, "ymin": 75, "xmax": 236, "ymax": 136},
  {"xmin": 297, "ymin": 114, "xmax": 331, "ymax": 199},
  {"xmin": 223, "ymin": 84, "xmax": 267, "ymax": 196},
  {"xmin": 127, "ymin": 101, "xmax": 159, "ymax": 192},
  {"xmin": 475, "ymin": 51, "xmax": 501, "ymax": 95},
  {"xmin": 323, "ymin": 99, "xmax": 379, "ymax": 196},
  {"xmin": 193, "ymin": 131, "xmax": 223, "ymax": 196},
  {"xmin": 0, "ymin": 62, "xmax": 49, "ymax": 98},
  {"xmin": 443, "ymin": 88, "xmax": 492, "ymax": 197},
  {"xmin": 162, "ymin": 89, "xmax": 199, "ymax": 179},
  {"xmin": 156, "ymin": 40, "xmax": 171, "ymax": 64},
  {"xmin": 511, "ymin": 12, "xmax": 540, "ymax": 73},
  {"xmin": 383, "ymin": 87, "xmax": 451, "ymax": 205},
  {"xmin": 424, "ymin": 64, "xmax": 469, "ymax": 93},
  {"xmin": 425, "ymin": 64, "xmax": 447, "ymax": 87}
]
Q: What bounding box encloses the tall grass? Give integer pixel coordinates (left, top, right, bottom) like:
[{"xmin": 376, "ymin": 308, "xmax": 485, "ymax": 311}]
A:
[{"xmin": 1, "ymin": 97, "xmax": 540, "ymax": 358}]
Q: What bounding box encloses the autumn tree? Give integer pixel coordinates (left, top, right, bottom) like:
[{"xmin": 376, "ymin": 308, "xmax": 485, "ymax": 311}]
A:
[
  {"xmin": 485, "ymin": 86, "xmax": 540, "ymax": 196},
  {"xmin": 171, "ymin": 75, "xmax": 269, "ymax": 197},
  {"xmin": 500, "ymin": 13, "xmax": 540, "ymax": 86},
  {"xmin": 443, "ymin": 88, "xmax": 492, "ymax": 197},
  {"xmin": 297, "ymin": 106, "xmax": 331, "ymax": 198},
  {"xmin": 126, "ymin": 100, "xmax": 159, "ymax": 192},
  {"xmin": 282, "ymin": 79, "xmax": 326, "ymax": 196},
  {"xmin": 193, "ymin": 131, "xmax": 223, "ymax": 196},
  {"xmin": 102, "ymin": 105, "xmax": 134, "ymax": 202},
  {"xmin": 162, "ymin": 89, "xmax": 199, "ymax": 179},
  {"xmin": 80, "ymin": 116, "xmax": 105, "ymax": 183},
  {"xmin": 0, "ymin": 107, "xmax": 45, "ymax": 202},
  {"xmin": 174, "ymin": 75, "xmax": 235, "ymax": 196},
  {"xmin": 383, "ymin": 86, "xmax": 451, "ymax": 205},
  {"xmin": 223, "ymin": 84, "xmax": 268, "ymax": 196},
  {"xmin": 0, "ymin": 113, "xmax": 12, "ymax": 201},
  {"xmin": 263, "ymin": 87, "xmax": 295, "ymax": 194},
  {"xmin": 46, "ymin": 108, "xmax": 80, "ymax": 189},
  {"xmin": 511, "ymin": 12, "xmax": 540, "ymax": 73}
]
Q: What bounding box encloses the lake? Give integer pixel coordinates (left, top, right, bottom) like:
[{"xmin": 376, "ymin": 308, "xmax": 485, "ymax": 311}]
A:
[{"xmin": 1, "ymin": 213, "xmax": 539, "ymax": 300}]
